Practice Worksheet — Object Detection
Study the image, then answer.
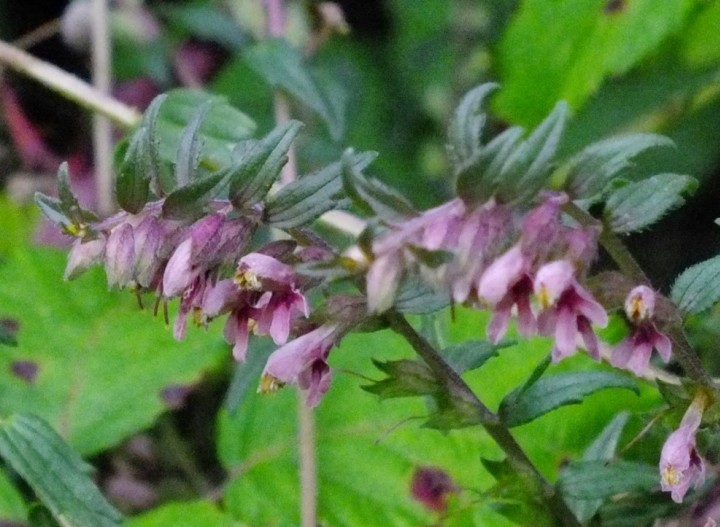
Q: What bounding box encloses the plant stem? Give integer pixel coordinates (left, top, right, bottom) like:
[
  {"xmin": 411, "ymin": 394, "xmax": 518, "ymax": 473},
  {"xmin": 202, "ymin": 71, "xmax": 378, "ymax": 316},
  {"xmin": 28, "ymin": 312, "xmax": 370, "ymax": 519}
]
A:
[
  {"xmin": 564, "ymin": 202, "xmax": 716, "ymax": 390},
  {"xmin": 386, "ymin": 312, "xmax": 581, "ymax": 527},
  {"xmin": 0, "ymin": 39, "xmax": 140, "ymax": 129}
]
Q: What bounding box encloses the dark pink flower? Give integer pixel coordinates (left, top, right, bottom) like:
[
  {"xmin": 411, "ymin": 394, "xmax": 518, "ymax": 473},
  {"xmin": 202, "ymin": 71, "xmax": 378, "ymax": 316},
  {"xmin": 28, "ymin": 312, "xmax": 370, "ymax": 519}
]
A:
[
  {"xmin": 410, "ymin": 466, "xmax": 458, "ymax": 512},
  {"xmin": 611, "ymin": 286, "xmax": 672, "ymax": 375},
  {"xmin": 661, "ymin": 397, "xmax": 707, "ymax": 503},
  {"xmin": 534, "ymin": 260, "xmax": 608, "ymax": 361}
]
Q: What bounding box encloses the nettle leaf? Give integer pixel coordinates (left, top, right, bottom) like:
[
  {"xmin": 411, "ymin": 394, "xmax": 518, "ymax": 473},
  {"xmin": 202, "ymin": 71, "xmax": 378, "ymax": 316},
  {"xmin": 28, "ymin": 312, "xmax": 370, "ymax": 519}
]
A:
[
  {"xmin": 671, "ymin": 254, "xmax": 720, "ymax": 314},
  {"xmin": 0, "ymin": 241, "xmax": 226, "ymax": 455},
  {"xmin": 155, "ymin": 89, "xmax": 256, "ymax": 189},
  {"xmin": 115, "ymin": 95, "xmax": 166, "ymax": 212},
  {"xmin": 244, "ymin": 38, "xmax": 344, "ymax": 140},
  {"xmin": 228, "ymin": 120, "xmax": 303, "ymax": 210},
  {"xmin": 265, "ymin": 151, "xmax": 377, "ymax": 229},
  {"xmin": 0, "ymin": 414, "xmax": 123, "ymax": 527},
  {"xmin": 563, "ymin": 412, "xmax": 630, "ymax": 522},
  {"xmin": 558, "ymin": 460, "xmax": 658, "ymax": 501},
  {"xmin": 362, "ymin": 359, "xmax": 439, "ymax": 399},
  {"xmin": 394, "ymin": 276, "xmax": 449, "ymax": 315},
  {"xmin": 174, "ymin": 102, "xmax": 211, "ymax": 187},
  {"xmin": 498, "ymin": 371, "xmax": 638, "ymax": 427},
  {"xmin": 161, "ymin": 170, "xmax": 226, "ymax": 220},
  {"xmin": 341, "ymin": 149, "xmax": 416, "ymax": 221},
  {"xmin": 564, "ymin": 133, "xmax": 675, "ymax": 199},
  {"xmin": 604, "ymin": 173, "xmax": 697, "ymax": 233},
  {"xmin": 450, "ymin": 85, "xmax": 568, "ymax": 205}
]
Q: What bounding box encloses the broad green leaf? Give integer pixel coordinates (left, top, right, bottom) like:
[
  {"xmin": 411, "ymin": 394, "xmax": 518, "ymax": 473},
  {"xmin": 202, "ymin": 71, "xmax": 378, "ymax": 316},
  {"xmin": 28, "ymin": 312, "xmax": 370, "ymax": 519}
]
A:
[
  {"xmin": 127, "ymin": 500, "xmax": 238, "ymax": 527},
  {"xmin": 564, "ymin": 412, "xmax": 630, "ymax": 522},
  {"xmin": 498, "ymin": 371, "xmax": 638, "ymax": 427},
  {"xmin": 161, "ymin": 170, "xmax": 227, "ymax": 220},
  {"xmin": 394, "ymin": 276, "xmax": 449, "ymax": 315},
  {"xmin": 0, "ymin": 413, "xmax": 123, "ymax": 527},
  {"xmin": 264, "ymin": 151, "xmax": 377, "ymax": 229},
  {"xmin": 671, "ymin": 254, "xmax": 720, "ymax": 314},
  {"xmin": 495, "ymin": 0, "xmax": 698, "ymax": 125},
  {"xmin": 447, "ymin": 83, "xmax": 498, "ymax": 169},
  {"xmin": 604, "ymin": 173, "xmax": 697, "ymax": 233},
  {"xmin": 244, "ymin": 38, "xmax": 345, "ymax": 139},
  {"xmin": 0, "ymin": 319, "xmax": 18, "ymax": 347},
  {"xmin": 362, "ymin": 359, "xmax": 439, "ymax": 400},
  {"xmin": 160, "ymin": 4, "xmax": 248, "ymax": 51},
  {"xmin": 0, "ymin": 241, "xmax": 226, "ymax": 455},
  {"xmin": 597, "ymin": 493, "xmax": 676, "ymax": 527},
  {"xmin": 558, "ymin": 460, "xmax": 658, "ymax": 501},
  {"xmin": 564, "ymin": 133, "xmax": 675, "ymax": 199},
  {"xmin": 155, "ymin": 89, "xmax": 256, "ymax": 186},
  {"xmin": 0, "ymin": 467, "xmax": 27, "ymax": 522},
  {"xmin": 341, "ymin": 149, "xmax": 416, "ymax": 220},
  {"xmin": 115, "ymin": 96, "xmax": 166, "ymax": 212},
  {"xmin": 174, "ymin": 103, "xmax": 210, "ymax": 188},
  {"xmin": 228, "ymin": 121, "xmax": 303, "ymax": 209}
]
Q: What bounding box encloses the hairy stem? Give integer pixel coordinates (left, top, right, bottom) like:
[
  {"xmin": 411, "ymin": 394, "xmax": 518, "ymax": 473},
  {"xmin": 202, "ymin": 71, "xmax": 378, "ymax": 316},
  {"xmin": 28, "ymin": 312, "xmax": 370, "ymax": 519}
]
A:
[
  {"xmin": 0, "ymin": 40, "xmax": 140, "ymax": 128},
  {"xmin": 387, "ymin": 312, "xmax": 581, "ymax": 527},
  {"xmin": 564, "ymin": 202, "xmax": 716, "ymax": 390}
]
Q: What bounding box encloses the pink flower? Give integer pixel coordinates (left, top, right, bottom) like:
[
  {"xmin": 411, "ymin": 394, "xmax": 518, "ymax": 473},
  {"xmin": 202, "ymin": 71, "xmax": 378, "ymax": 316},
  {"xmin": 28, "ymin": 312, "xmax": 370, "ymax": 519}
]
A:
[
  {"xmin": 534, "ymin": 260, "xmax": 608, "ymax": 361},
  {"xmin": 259, "ymin": 324, "xmax": 339, "ymax": 407},
  {"xmin": 65, "ymin": 237, "xmax": 106, "ymax": 280},
  {"xmin": 661, "ymin": 397, "xmax": 707, "ymax": 503},
  {"xmin": 611, "ymin": 285, "xmax": 671, "ymax": 375}
]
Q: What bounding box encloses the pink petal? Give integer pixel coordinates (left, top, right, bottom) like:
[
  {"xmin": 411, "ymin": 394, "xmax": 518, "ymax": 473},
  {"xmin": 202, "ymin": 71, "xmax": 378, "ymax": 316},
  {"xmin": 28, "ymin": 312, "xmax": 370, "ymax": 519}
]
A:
[{"xmin": 552, "ymin": 307, "xmax": 577, "ymax": 361}]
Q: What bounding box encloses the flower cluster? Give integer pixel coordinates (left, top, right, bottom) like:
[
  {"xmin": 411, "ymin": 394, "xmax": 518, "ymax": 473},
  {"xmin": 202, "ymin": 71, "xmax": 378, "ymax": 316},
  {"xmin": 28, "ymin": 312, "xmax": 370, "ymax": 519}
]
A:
[{"xmin": 367, "ymin": 192, "xmax": 607, "ymax": 362}]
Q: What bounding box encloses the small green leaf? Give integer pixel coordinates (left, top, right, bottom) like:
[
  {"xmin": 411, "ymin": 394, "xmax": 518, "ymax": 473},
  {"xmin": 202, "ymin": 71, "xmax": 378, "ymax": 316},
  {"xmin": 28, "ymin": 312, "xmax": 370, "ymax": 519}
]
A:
[
  {"xmin": 34, "ymin": 193, "xmax": 71, "ymax": 232},
  {"xmin": 265, "ymin": 151, "xmax": 377, "ymax": 229},
  {"xmin": 362, "ymin": 359, "xmax": 438, "ymax": 400},
  {"xmin": 604, "ymin": 173, "xmax": 697, "ymax": 233},
  {"xmin": 394, "ymin": 276, "xmax": 449, "ymax": 315},
  {"xmin": 564, "ymin": 134, "xmax": 675, "ymax": 199},
  {"xmin": 558, "ymin": 460, "xmax": 658, "ymax": 501},
  {"xmin": 244, "ymin": 38, "xmax": 344, "ymax": 139},
  {"xmin": 671, "ymin": 254, "xmax": 720, "ymax": 314},
  {"xmin": 499, "ymin": 371, "xmax": 638, "ymax": 427},
  {"xmin": 447, "ymin": 83, "xmax": 498, "ymax": 168},
  {"xmin": 175, "ymin": 103, "xmax": 211, "ymax": 187},
  {"xmin": 161, "ymin": 170, "xmax": 227, "ymax": 220},
  {"xmin": 564, "ymin": 412, "xmax": 630, "ymax": 522},
  {"xmin": 0, "ymin": 414, "xmax": 123, "ymax": 527},
  {"xmin": 441, "ymin": 340, "xmax": 512, "ymax": 375},
  {"xmin": 341, "ymin": 149, "xmax": 416, "ymax": 220},
  {"xmin": 228, "ymin": 120, "xmax": 303, "ymax": 209}
]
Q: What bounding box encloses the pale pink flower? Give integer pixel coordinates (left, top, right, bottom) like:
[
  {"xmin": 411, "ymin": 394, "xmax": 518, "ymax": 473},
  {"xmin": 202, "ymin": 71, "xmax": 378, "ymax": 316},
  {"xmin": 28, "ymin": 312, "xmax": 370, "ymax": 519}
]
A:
[{"xmin": 661, "ymin": 398, "xmax": 706, "ymax": 503}]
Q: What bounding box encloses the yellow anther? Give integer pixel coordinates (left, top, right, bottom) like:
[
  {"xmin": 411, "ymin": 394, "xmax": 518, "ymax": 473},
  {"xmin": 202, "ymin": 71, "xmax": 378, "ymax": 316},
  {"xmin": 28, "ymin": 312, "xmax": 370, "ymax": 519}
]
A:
[
  {"xmin": 233, "ymin": 269, "xmax": 262, "ymax": 291},
  {"xmin": 662, "ymin": 465, "xmax": 681, "ymax": 486},
  {"xmin": 628, "ymin": 294, "xmax": 646, "ymax": 322},
  {"xmin": 258, "ymin": 374, "xmax": 285, "ymax": 394},
  {"xmin": 538, "ymin": 285, "xmax": 551, "ymax": 309}
]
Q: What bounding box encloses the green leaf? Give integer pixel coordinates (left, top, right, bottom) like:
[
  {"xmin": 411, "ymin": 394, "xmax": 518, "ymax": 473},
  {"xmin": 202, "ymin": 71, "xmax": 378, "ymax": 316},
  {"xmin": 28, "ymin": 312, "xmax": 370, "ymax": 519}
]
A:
[
  {"xmin": 244, "ymin": 38, "xmax": 344, "ymax": 140},
  {"xmin": 127, "ymin": 500, "xmax": 237, "ymax": 527},
  {"xmin": 394, "ymin": 276, "xmax": 449, "ymax": 315},
  {"xmin": 671, "ymin": 254, "xmax": 720, "ymax": 314},
  {"xmin": 499, "ymin": 371, "xmax": 638, "ymax": 427},
  {"xmin": 564, "ymin": 412, "xmax": 630, "ymax": 522},
  {"xmin": 441, "ymin": 340, "xmax": 511, "ymax": 375},
  {"xmin": 0, "ymin": 467, "xmax": 27, "ymax": 522},
  {"xmin": 341, "ymin": 149, "xmax": 416, "ymax": 220},
  {"xmin": 495, "ymin": 0, "xmax": 698, "ymax": 125},
  {"xmin": 558, "ymin": 460, "xmax": 658, "ymax": 501},
  {"xmin": 174, "ymin": 102, "xmax": 211, "ymax": 187},
  {"xmin": 34, "ymin": 194, "xmax": 72, "ymax": 232},
  {"xmin": 228, "ymin": 121, "xmax": 303, "ymax": 209},
  {"xmin": 161, "ymin": 170, "xmax": 227, "ymax": 220},
  {"xmin": 264, "ymin": 151, "xmax": 377, "ymax": 229},
  {"xmin": 447, "ymin": 83, "xmax": 498, "ymax": 169},
  {"xmin": 115, "ymin": 96, "xmax": 166, "ymax": 212},
  {"xmin": 604, "ymin": 173, "xmax": 697, "ymax": 233},
  {"xmin": 0, "ymin": 413, "xmax": 123, "ymax": 527},
  {"xmin": 0, "ymin": 243, "xmax": 226, "ymax": 455},
  {"xmin": 0, "ymin": 319, "xmax": 18, "ymax": 347},
  {"xmin": 160, "ymin": 4, "xmax": 248, "ymax": 51},
  {"xmin": 362, "ymin": 359, "xmax": 439, "ymax": 400},
  {"xmin": 564, "ymin": 133, "xmax": 675, "ymax": 199}
]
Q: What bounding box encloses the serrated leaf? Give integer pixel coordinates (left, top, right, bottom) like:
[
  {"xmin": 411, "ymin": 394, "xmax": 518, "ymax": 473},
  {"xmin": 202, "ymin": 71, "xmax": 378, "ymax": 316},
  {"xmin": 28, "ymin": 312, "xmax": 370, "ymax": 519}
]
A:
[
  {"xmin": 362, "ymin": 358, "xmax": 439, "ymax": 400},
  {"xmin": 565, "ymin": 133, "xmax": 675, "ymax": 199},
  {"xmin": 498, "ymin": 371, "xmax": 638, "ymax": 427},
  {"xmin": 244, "ymin": 38, "xmax": 344, "ymax": 140},
  {"xmin": 604, "ymin": 173, "xmax": 697, "ymax": 233},
  {"xmin": 394, "ymin": 276, "xmax": 449, "ymax": 315},
  {"xmin": 161, "ymin": 170, "xmax": 226, "ymax": 220},
  {"xmin": 447, "ymin": 83, "xmax": 499, "ymax": 167},
  {"xmin": 564, "ymin": 412, "xmax": 630, "ymax": 522},
  {"xmin": 0, "ymin": 413, "xmax": 123, "ymax": 527},
  {"xmin": 264, "ymin": 151, "xmax": 377, "ymax": 229},
  {"xmin": 671, "ymin": 254, "xmax": 720, "ymax": 314},
  {"xmin": 558, "ymin": 460, "xmax": 658, "ymax": 501},
  {"xmin": 174, "ymin": 102, "xmax": 211, "ymax": 187},
  {"xmin": 341, "ymin": 149, "xmax": 416, "ymax": 221},
  {"xmin": 228, "ymin": 121, "xmax": 303, "ymax": 209}
]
